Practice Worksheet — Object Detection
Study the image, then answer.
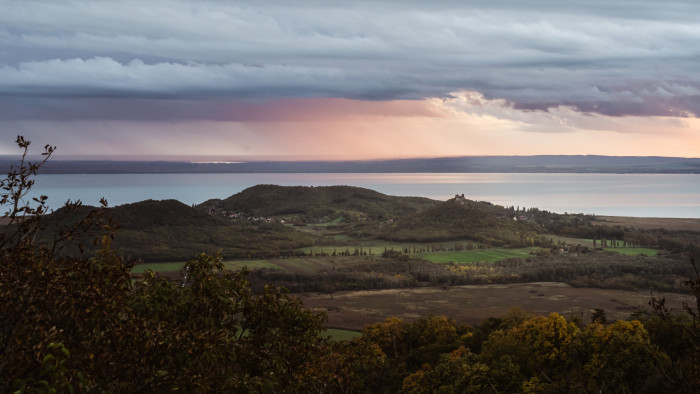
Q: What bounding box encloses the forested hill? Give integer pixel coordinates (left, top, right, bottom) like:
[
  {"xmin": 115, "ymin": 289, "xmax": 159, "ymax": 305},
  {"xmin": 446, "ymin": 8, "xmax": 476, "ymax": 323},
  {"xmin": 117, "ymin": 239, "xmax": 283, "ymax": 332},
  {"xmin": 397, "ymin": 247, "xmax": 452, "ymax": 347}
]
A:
[
  {"xmin": 6, "ymin": 154, "xmax": 700, "ymax": 173},
  {"xmin": 381, "ymin": 196, "xmax": 546, "ymax": 244},
  {"xmin": 197, "ymin": 185, "xmax": 437, "ymax": 221},
  {"xmin": 43, "ymin": 198, "xmax": 314, "ymax": 261},
  {"xmin": 50, "ymin": 199, "xmax": 228, "ymax": 228}
]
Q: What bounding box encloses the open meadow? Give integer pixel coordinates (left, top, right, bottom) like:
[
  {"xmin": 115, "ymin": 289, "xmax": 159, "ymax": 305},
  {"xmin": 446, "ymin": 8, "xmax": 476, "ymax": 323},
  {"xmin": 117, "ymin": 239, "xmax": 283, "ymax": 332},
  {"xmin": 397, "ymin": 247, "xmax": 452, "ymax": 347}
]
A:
[
  {"xmin": 301, "ymin": 282, "xmax": 692, "ymax": 330},
  {"xmin": 131, "ymin": 242, "xmax": 664, "ymax": 276}
]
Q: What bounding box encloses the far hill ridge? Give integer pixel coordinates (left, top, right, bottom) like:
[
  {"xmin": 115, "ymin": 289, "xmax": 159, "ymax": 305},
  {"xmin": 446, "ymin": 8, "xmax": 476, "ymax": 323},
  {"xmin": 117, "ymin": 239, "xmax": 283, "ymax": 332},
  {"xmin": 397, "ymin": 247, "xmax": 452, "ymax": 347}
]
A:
[{"xmin": 197, "ymin": 185, "xmax": 437, "ymax": 222}]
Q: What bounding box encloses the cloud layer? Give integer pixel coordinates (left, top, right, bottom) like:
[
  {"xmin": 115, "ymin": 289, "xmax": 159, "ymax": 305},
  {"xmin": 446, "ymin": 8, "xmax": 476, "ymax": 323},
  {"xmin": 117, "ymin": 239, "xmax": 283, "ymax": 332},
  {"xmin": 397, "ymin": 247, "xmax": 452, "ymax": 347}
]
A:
[{"xmin": 2, "ymin": 0, "xmax": 700, "ymax": 120}]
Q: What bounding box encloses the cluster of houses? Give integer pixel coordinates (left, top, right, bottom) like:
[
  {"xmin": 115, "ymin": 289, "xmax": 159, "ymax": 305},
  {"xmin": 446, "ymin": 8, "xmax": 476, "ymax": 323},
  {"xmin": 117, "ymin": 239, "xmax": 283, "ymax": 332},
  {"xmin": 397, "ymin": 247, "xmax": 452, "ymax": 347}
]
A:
[{"xmin": 205, "ymin": 209, "xmax": 286, "ymax": 224}]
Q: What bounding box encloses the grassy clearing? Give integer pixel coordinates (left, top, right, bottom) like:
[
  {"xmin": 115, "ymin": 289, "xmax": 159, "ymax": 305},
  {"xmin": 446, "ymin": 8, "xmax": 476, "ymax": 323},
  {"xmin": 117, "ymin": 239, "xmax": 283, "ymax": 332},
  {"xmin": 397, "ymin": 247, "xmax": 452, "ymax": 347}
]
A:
[
  {"xmin": 550, "ymin": 237, "xmax": 659, "ymax": 256},
  {"xmin": 266, "ymin": 256, "xmax": 381, "ymax": 274},
  {"xmin": 603, "ymin": 247, "xmax": 659, "ymax": 256},
  {"xmin": 312, "ymin": 216, "xmax": 345, "ymax": 227},
  {"xmin": 422, "ymin": 248, "xmax": 535, "ymax": 264},
  {"xmin": 278, "ymin": 258, "xmax": 333, "ymax": 273},
  {"xmin": 131, "ymin": 262, "xmax": 186, "ymax": 274},
  {"xmin": 323, "ymin": 328, "xmax": 362, "ymax": 341},
  {"xmin": 332, "ymin": 234, "xmax": 353, "ymax": 242},
  {"xmin": 222, "ymin": 260, "xmax": 283, "ymax": 271},
  {"xmin": 302, "ymin": 283, "xmax": 694, "ymax": 330}
]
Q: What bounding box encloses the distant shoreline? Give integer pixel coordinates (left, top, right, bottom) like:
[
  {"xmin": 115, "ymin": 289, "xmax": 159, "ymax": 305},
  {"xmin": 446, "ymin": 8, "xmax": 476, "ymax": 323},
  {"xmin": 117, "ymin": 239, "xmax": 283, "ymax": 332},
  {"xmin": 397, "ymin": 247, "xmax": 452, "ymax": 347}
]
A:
[{"xmin": 3, "ymin": 155, "xmax": 700, "ymax": 174}]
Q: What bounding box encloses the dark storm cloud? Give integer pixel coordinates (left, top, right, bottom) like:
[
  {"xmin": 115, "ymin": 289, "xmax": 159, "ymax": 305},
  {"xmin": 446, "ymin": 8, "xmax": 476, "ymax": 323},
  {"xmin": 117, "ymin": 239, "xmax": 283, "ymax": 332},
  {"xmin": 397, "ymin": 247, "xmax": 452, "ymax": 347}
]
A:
[{"xmin": 2, "ymin": 0, "xmax": 700, "ymax": 120}]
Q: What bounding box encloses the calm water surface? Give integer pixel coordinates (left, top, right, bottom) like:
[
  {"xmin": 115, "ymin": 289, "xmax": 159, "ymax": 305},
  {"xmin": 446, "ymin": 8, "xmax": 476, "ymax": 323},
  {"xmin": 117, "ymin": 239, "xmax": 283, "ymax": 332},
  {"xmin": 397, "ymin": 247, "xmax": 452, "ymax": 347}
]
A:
[{"xmin": 29, "ymin": 173, "xmax": 700, "ymax": 218}]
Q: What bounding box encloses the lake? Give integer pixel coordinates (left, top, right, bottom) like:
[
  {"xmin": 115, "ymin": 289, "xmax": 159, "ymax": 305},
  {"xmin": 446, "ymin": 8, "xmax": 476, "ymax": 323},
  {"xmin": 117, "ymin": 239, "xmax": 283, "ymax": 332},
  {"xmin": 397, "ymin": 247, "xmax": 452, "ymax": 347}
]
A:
[{"xmin": 27, "ymin": 173, "xmax": 700, "ymax": 218}]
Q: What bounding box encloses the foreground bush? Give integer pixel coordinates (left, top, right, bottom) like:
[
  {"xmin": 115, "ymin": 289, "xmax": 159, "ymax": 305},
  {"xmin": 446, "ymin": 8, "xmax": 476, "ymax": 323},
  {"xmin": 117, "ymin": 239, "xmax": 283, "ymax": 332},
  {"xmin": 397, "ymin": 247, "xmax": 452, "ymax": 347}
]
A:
[{"xmin": 0, "ymin": 138, "xmax": 385, "ymax": 392}]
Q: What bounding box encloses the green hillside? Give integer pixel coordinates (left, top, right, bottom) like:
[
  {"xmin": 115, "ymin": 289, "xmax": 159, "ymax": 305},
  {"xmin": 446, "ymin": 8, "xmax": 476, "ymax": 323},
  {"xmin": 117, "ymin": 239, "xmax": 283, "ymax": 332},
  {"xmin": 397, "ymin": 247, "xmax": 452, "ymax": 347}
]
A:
[
  {"xmin": 49, "ymin": 199, "xmax": 227, "ymax": 228},
  {"xmin": 39, "ymin": 185, "xmax": 692, "ymax": 263},
  {"xmin": 45, "ymin": 199, "xmax": 314, "ymax": 262},
  {"xmin": 381, "ymin": 196, "xmax": 544, "ymax": 245},
  {"xmin": 198, "ymin": 184, "xmax": 437, "ymax": 223},
  {"xmin": 109, "ymin": 199, "xmax": 229, "ymax": 227}
]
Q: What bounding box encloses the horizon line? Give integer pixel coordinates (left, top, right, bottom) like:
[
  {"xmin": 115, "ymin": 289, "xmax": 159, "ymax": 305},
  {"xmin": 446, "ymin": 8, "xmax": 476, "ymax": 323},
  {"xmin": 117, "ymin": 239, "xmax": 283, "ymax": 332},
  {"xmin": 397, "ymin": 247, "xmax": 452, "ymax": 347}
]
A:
[{"xmin": 2, "ymin": 153, "xmax": 698, "ymax": 162}]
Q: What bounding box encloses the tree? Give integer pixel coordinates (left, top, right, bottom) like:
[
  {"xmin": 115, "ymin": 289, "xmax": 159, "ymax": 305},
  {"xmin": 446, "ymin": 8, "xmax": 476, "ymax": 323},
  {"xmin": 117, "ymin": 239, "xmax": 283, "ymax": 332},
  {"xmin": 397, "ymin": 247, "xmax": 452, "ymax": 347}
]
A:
[
  {"xmin": 0, "ymin": 137, "xmax": 340, "ymax": 392},
  {"xmin": 0, "ymin": 137, "xmax": 132, "ymax": 391},
  {"xmin": 302, "ymin": 339, "xmax": 386, "ymax": 393},
  {"xmin": 591, "ymin": 308, "xmax": 607, "ymax": 324},
  {"xmin": 362, "ymin": 317, "xmax": 406, "ymax": 358},
  {"xmin": 648, "ymin": 255, "xmax": 700, "ymax": 391},
  {"xmin": 402, "ymin": 344, "xmax": 523, "ymax": 393},
  {"xmin": 580, "ymin": 320, "xmax": 656, "ymax": 392}
]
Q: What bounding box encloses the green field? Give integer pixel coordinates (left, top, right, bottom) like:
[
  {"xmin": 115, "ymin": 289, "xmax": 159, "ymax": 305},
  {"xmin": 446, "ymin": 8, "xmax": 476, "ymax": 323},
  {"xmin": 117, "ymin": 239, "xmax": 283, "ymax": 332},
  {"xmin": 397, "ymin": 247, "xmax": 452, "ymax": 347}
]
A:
[
  {"xmin": 332, "ymin": 234, "xmax": 352, "ymax": 242},
  {"xmin": 222, "ymin": 260, "xmax": 284, "ymax": 271},
  {"xmin": 132, "ymin": 246, "xmax": 537, "ymax": 274},
  {"xmin": 276, "ymin": 258, "xmax": 334, "ymax": 273},
  {"xmin": 422, "ymin": 248, "xmax": 535, "ymax": 264},
  {"xmin": 312, "ymin": 215, "xmax": 345, "ymax": 227},
  {"xmin": 603, "ymin": 247, "xmax": 659, "ymax": 256},
  {"xmin": 131, "ymin": 246, "xmax": 657, "ymax": 276},
  {"xmin": 549, "ymin": 237, "xmax": 659, "ymax": 257}
]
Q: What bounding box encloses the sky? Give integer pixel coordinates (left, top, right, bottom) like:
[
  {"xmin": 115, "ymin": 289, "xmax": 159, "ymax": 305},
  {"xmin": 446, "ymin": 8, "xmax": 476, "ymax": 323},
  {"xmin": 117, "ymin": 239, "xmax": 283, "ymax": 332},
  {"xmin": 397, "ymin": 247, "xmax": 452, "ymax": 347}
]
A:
[{"xmin": 1, "ymin": 0, "xmax": 700, "ymax": 160}]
